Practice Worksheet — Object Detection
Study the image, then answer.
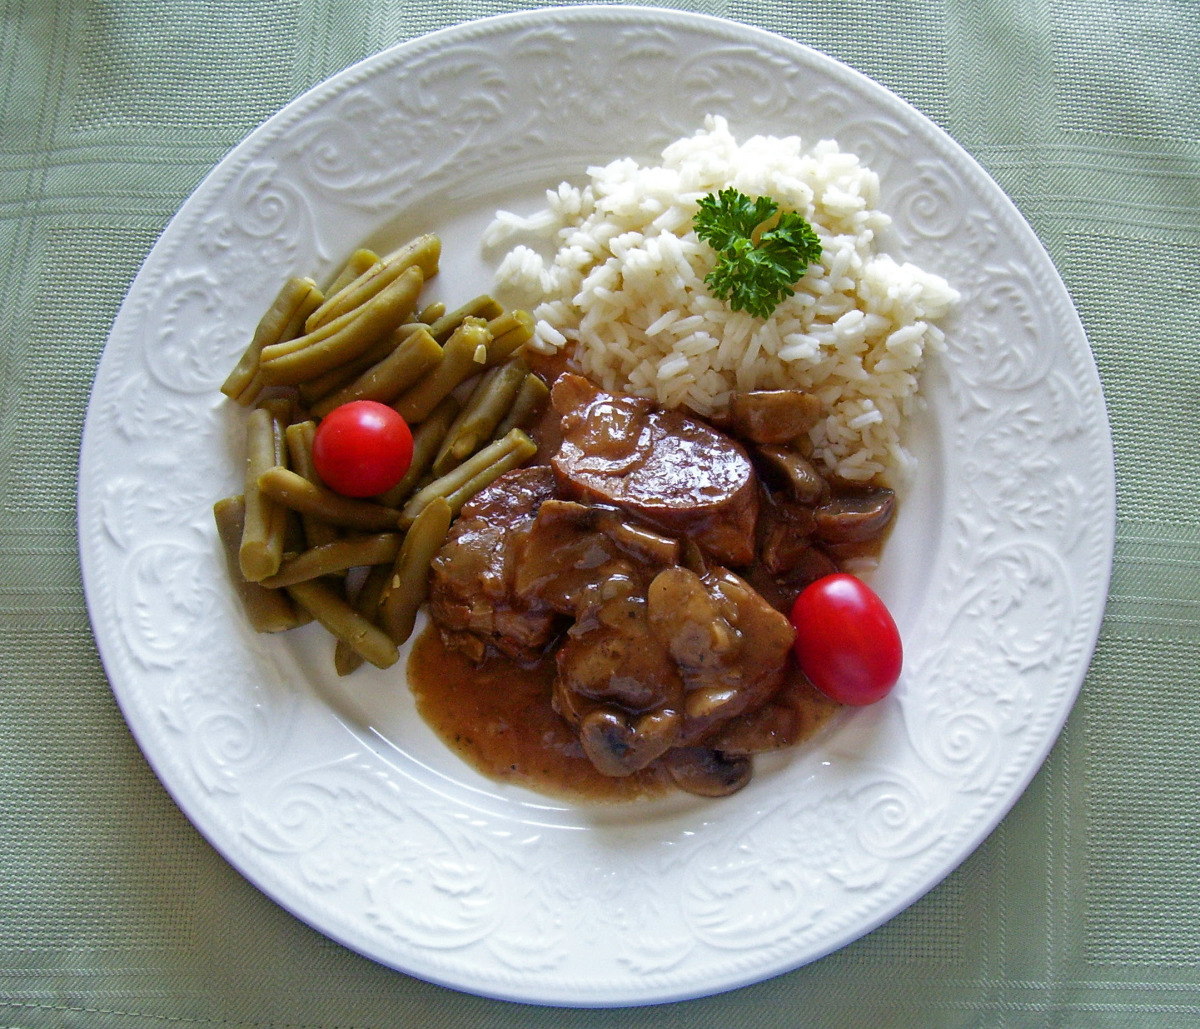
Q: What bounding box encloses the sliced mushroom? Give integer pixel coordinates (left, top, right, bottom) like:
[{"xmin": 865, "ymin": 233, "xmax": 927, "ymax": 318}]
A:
[
  {"xmin": 759, "ymin": 518, "xmax": 816, "ymax": 576},
  {"xmin": 684, "ymin": 684, "xmax": 741, "ymax": 722},
  {"xmin": 784, "ymin": 546, "xmax": 840, "ymax": 591},
  {"xmin": 664, "ymin": 746, "xmax": 752, "ymax": 797},
  {"xmin": 596, "ymin": 513, "xmax": 681, "ymax": 567},
  {"xmin": 578, "ymin": 706, "xmax": 680, "ymax": 777},
  {"xmin": 755, "ymin": 445, "xmax": 828, "ymax": 504},
  {"xmin": 729, "ymin": 390, "xmax": 822, "ymax": 445},
  {"xmin": 534, "ymin": 499, "xmax": 682, "ymax": 568},
  {"xmin": 556, "ymin": 592, "xmax": 680, "ymax": 711},
  {"xmin": 813, "ymin": 487, "xmax": 896, "ymax": 545}
]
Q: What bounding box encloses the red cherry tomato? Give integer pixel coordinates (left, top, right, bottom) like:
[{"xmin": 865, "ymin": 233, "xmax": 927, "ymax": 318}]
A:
[
  {"xmin": 312, "ymin": 400, "xmax": 413, "ymax": 498},
  {"xmin": 790, "ymin": 573, "xmax": 902, "ymax": 706}
]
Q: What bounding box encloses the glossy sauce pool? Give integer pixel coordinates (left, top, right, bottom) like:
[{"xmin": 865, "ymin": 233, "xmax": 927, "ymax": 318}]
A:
[
  {"xmin": 408, "ymin": 621, "xmax": 842, "ymax": 803},
  {"xmin": 408, "ymin": 624, "xmax": 674, "ymax": 802}
]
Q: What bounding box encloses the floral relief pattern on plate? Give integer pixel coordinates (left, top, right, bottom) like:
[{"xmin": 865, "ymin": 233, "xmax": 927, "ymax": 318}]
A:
[{"xmin": 77, "ymin": 7, "xmax": 1114, "ymax": 1007}]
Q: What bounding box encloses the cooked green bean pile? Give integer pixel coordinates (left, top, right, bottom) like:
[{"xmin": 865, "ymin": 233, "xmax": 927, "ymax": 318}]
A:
[{"xmin": 213, "ymin": 234, "xmax": 545, "ymax": 673}]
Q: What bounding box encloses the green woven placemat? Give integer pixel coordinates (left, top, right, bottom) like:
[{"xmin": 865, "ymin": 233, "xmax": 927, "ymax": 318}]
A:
[{"xmin": 3, "ymin": 0, "xmax": 1198, "ymax": 1026}]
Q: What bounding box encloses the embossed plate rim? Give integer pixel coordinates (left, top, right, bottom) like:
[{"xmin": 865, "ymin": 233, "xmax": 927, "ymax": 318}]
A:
[{"xmin": 78, "ymin": 5, "xmax": 1116, "ymax": 1007}]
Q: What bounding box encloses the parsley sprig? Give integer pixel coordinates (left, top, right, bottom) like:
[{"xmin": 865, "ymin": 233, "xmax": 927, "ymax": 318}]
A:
[{"xmin": 693, "ymin": 188, "xmax": 822, "ymax": 319}]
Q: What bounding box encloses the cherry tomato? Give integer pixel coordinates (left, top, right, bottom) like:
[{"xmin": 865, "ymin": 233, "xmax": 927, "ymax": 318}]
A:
[
  {"xmin": 312, "ymin": 400, "xmax": 413, "ymax": 498},
  {"xmin": 789, "ymin": 573, "xmax": 902, "ymax": 706}
]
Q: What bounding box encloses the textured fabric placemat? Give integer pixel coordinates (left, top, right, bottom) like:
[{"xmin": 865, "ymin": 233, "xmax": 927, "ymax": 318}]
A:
[{"xmin": 2, "ymin": 0, "xmax": 1198, "ymax": 1026}]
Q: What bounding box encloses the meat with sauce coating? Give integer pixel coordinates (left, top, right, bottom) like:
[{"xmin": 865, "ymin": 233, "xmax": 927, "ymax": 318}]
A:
[
  {"xmin": 427, "ymin": 466, "xmax": 559, "ymax": 662},
  {"xmin": 550, "ymin": 373, "xmax": 759, "ymax": 567}
]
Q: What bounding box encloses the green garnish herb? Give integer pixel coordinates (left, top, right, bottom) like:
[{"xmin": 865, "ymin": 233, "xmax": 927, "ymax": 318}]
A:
[{"xmin": 693, "ymin": 188, "xmax": 823, "ymax": 319}]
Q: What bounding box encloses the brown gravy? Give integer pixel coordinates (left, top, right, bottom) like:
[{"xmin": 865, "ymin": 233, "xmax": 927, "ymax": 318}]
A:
[
  {"xmin": 408, "ymin": 623, "xmax": 673, "ymax": 802},
  {"xmin": 408, "ymin": 622, "xmax": 841, "ymax": 803}
]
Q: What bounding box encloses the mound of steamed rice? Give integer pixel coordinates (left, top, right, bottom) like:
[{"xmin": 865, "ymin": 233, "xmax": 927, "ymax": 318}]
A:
[{"xmin": 483, "ymin": 115, "xmax": 958, "ymax": 486}]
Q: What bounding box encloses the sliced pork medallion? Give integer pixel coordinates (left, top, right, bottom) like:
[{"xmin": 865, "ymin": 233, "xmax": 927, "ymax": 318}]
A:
[
  {"xmin": 549, "ymin": 373, "xmax": 759, "ymax": 567},
  {"xmin": 508, "ymin": 497, "xmax": 685, "ymax": 778},
  {"xmin": 512, "ymin": 498, "xmax": 680, "ymax": 617},
  {"xmin": 645, "ymin": 564, "xmax": 795, "ymax": 746},
  {"xmin": 551, "ymin": 556, "xmax": 795, "ymax": 788},
  {"xmin": 553, "ymin": 579, "xmax": 685, "ymax": 778},
  {"xmin": 427, "ymin": 466, "xmax": 559, "ymax": 661}
]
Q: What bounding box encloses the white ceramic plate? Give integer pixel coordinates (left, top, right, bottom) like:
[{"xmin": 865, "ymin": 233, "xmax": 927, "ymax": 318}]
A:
[{"xmin": 78, "ymin": 6, "xmax": 1115, "ymax": 1007}]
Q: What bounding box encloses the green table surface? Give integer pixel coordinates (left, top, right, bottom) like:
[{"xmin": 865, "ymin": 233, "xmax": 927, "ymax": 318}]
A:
[{"xmin": 3, "ymin": 1, "xmax": 1198, "ymax": 1026}]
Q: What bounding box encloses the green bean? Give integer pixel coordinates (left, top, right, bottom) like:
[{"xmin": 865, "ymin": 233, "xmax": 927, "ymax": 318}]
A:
[
  {"xmin": 230, "ymin": 369, "xmax": 268, "ymax": 410},
  {"xmin": 334, "ymin": 563, "xmax": 391, "ymax": 676},
  {"xmin": 392, "ymin": 319, "xmax": 490, "ymax": 424},
  {"xmin": 259, "ymin": 265, "xmax": 424, "ymax": 386},
  {"xmin": 379, "ymin": 497, "xmax": 452, "ymax": 646},
  {"xmin": 325, "ymin": 248, "xmax": 380, "ymax": 299},
  {"xmin": 432, "ymin": 357, "xmax": 528, "ymax": 475},
  {"xmin": 295, "ymin": 331, "xmax": 405, "ymax": 407},
  {"xmin": 395, "ymin": 320, "xmax": 440, "ymax": 340},
  {"xmin": 399, "ymin": 428, "xmax": 536, "ymax": 527},
  {"xmin": 284, "ymin": 421, "xmax": 341, "ymax": 549},
  {"xmin": 484, "ymin": 309, "xmax": 534, "ymax": 366},
  {"xmin": 376, "ymin": 395, "xmax": 460, "ymax": 508},
  {"xmin": 278, "ymin": 512, "xmax": 315, "ymax": 625},
  {"xmin": 492, "ymin": 371, "xmax": 550, "ymax": 439},
  {"xmin": 310, "ymin": 327, "xmax": 442, "ymax": 417},
  {"xmin": 214, "ymin": 496, "xmax": 306, "ymax": 632},
  {"xmin": 282, "ymin": 507, "xmax": 309, "ymax": 559},
  {"xmin": 256, "ymin": 394, "xmax": 295, "ymax": 451},
  {"xmin": 438, "ymin": 434, "xmax": 536, "ymax": 513},
  {"xmin": 260, "ymin": 399, "xmax": 302, "ymax": 547},
  {"xmin": 426, "ymin": 294, "xmax": 504, "ymax": 342},
  {"xmin": 256, "ymin": 466, "xmax": 402, "ymax": 531},
  {"xmin": 233, "ymin": 293, "xmax": 326, "ymax": 407},
  {"xmin": 297, "ymin": 321, "xmax": 434, "ymax": 406},
  {"xmin": 305, "ymin": 233, "xmax": 440, "ymax": 332},
  {"xmin": 253, "ymin": 298, "xmax": 363, "ymax": 370},
  {"xmin": 239, "ymin": 408, "xmax": 289, "ymax": 582},
  {"xmin": 418, "ymin": 301, "xmax": 446, "ymax": 324},
  {"xmin": 222, "ymin": 277, "xmax": 322, "ymax": 404},
  {"xmin": 285, "ymin": 579, "xmax": 399, "ymax": 670},
  {"xmin": 259, "ymin": 533, "xmax": 402, "ymax": 588}
]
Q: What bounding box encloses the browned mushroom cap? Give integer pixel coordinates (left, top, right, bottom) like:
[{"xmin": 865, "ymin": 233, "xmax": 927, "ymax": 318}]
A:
[
  {"xmin": 729, "ymin": 390, "xmax": 822, "ymax": 445},
  {"xmin": 578, "ymin": 706, "xmax": 681, "ymax": 777},
  {"xmin": 664, "ymin": 746, "xmax": 752, "ymax": 797},
  {"xmin": 755, "ymin": 445, "xmax": 828, "ymax": 504},
  {"xmin": 813, "ymin": 487, "xmax": 896, "ymax": 545}
]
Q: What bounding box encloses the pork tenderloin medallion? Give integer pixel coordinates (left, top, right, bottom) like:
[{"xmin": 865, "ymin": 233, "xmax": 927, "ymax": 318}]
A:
[
  {"xmin": 548, "ymin": 373, "xmax": 759, "ymax": 566},
  {"xmin": 427, "ymin": 466, "xmax": 559, "ymax": 662}
]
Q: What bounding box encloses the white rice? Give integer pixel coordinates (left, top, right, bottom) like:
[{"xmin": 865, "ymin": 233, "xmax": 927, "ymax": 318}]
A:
[{"xmin": 484, "ymin": 116, "xmax": 958, "ymax": 485}]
